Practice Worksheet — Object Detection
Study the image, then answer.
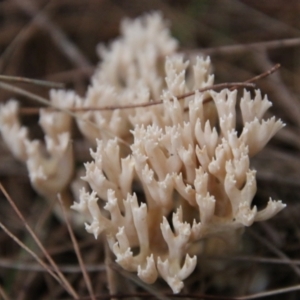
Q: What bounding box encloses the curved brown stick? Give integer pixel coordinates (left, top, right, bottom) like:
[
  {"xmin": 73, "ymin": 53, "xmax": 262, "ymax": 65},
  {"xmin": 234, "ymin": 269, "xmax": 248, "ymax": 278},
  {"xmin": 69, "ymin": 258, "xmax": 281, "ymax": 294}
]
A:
[{"xmin": 18, "ymin": 64, "xmax": 280, "ymax": 115}]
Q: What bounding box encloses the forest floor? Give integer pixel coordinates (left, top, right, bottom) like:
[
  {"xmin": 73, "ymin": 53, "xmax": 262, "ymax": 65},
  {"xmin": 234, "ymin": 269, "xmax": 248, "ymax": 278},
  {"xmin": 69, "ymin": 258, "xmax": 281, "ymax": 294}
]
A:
[{"xmin": 1, "ymin": 1, "xmax": 300, "ymax": 299}]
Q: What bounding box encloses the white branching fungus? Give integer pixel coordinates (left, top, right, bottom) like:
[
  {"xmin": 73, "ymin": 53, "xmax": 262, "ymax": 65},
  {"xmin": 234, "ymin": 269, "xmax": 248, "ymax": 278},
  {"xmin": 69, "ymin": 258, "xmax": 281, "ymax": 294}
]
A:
[
  {"xmin": 0, "ymin": 12, "xmax": 286, "ymax": 293},
  {"xmin": 0, "ymin": 90, "xmax": 75, "ymax": 199},
  {"xmin": 25, "ymin": 132, "xmax": 73, "ymax": 198},
  {"xmin": 72, "ymin": 50, "xmax": 285, "ymax": 292},
  {"xmin": 0, "ymin": 100, "xmax": 29, "ymax": 161},
  {"xmin": 39, "ymin": 89, "xmax": 75, "ymax": 139},
  {"xmin": 75, "ymin": 12, "xmax": 178, "ymax": 143}
]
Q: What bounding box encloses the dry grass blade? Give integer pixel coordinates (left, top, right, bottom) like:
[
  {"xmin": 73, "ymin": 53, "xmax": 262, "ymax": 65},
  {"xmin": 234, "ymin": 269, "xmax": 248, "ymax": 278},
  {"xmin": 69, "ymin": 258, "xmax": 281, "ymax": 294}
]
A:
[
  {"xmin": 0, "ymin": 258, "xmax": 106, "ymax": 273},
  {"xmin": 0, "ymin": 23, "xmax": 32, "ymax": 73},
  {"xmin": 207, "ymin": 254, "xmax": 300, "ymax": 266},
  {"xmin": 0, "ymin": 283, "xmax": 10, "ymax": 300},
  {"xmin": 0, "ymin": 221, "xmax": 60, "ymax": 283},
  {"xmin": 0, "ymin": 74, "xmax": 64, "ymax": 88},
  {"xmin": 70, "ymin": 293, "xmax": 238, "ymax": 299},
  {"xmin": 13, "ymin": 0, "xmax": 92, "ymax": 69},
  {"xmin": 77, "ymin": 294, "xmax": 239, "ymax": 299},
  {"xmin": 0, "ymin": 81, "xmax": 81, "ymax": 118},
  {"xmin": 79, "ymin": 292, "xmax": 240, "ymax": 299},
  {"xmin": 236, "ymin": 284, "xmax": 300, "ymax": 300},
  {"xmin": 249, "ymin": 229, "xmax": 300, "ymax": 277},
  {"xmin": 0, "ymin": 183, "xmax": 79, "ymax": 299},
  {"xmin": 6, "ymin": 253, "xmax": 300, "ymax": 273},
  {"xmin": 194, "ymin": 37, "xmax": 300, "ymax": 56},
  {"xmin": 58, "ymin": 194, "xmax": 96, "ymax": 300}
]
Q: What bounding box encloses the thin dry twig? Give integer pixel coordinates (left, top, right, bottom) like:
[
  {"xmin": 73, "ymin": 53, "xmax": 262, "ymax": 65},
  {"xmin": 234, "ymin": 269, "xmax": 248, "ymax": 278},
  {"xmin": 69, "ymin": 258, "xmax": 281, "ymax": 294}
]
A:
[
  {"xmin": 190, "ymin": 37, "xmax": 300, "ymax": 56},
  {"xmin": 46, "ymin": 66, "xmax": 95, "ymax": 83},
  {"xmin": 205, "ymin": 254, "xmax": 300, "ymax": 266},
  {"xmin": 242, "ymin": 63, "xmax": 281, "ymax": 85},
  {"xmin": 0, "ymin": 19, "xmax": 34, "ymax": 73},
  {"xmin": 236, "ymin": 284, "xmax": 300, "ymax": 300},
  {"xmin": 253, "ymin": 51, "xmax": 300, "ymax": 127},
  {"xmin": 0, "ymin": 183, "xmax": 79, "ymax": 299},
  {"xmin": 0, "ymin": 221, "xmax": 60, "ymax": 282},
  {"xmin": 0, "ymin": 74, "xmax": 64, "ymax": 88},
  {"xmin": 19, "ymin": 82, "xmax": 255, "ymax": 116},
  {"xmin": 58, "ymin": 194, "xmax": 96, "ymax": 300},
  {"xmin": 77, "ymin": 292, "xmax": 238, "ymax": 299},
  {"xmin": 232, "ymin": 0, "xmax": 300, "ymax": 36},
  {"xmin": 249, "ymin": 229, "xmax": 300, "ymax": 278},
  {"xmin": 0, "ymin": 258, "xmax": 105, "ymax": 273},
  {"xmin": 19, "ymin": 63, "xmax": 280, "ymax": 116},
  {"xmin": 13, "ymin": 0, "xmax": 92, "ymax": 70},
  {"xmin": 5, "ymin": 252, "xmax": 300, "ymax": 274},
  {"xmin": 0, "ymin": 1, "xmax": 55, "ymax": 73}
]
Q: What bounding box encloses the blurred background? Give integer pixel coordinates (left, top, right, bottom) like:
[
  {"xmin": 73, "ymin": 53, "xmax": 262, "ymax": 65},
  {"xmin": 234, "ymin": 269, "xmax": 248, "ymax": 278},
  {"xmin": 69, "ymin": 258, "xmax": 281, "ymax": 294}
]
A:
[{"xmin": 0, "ymin": 0, "xmax": 300, "ymax": 299}]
